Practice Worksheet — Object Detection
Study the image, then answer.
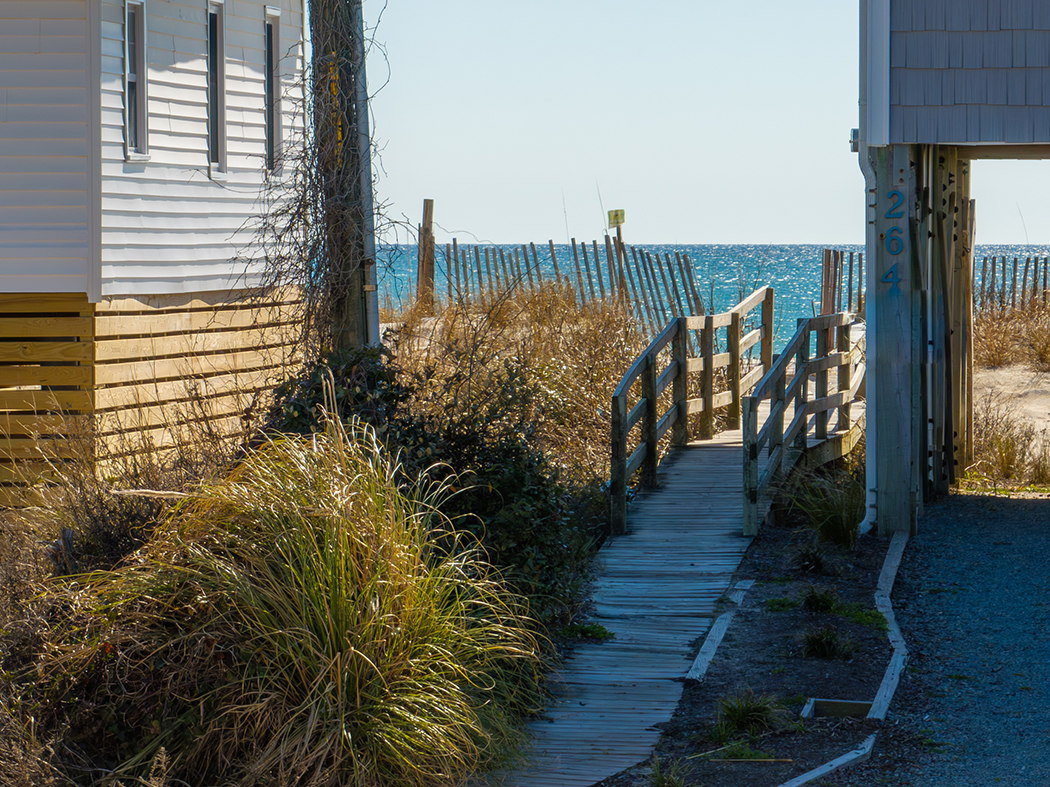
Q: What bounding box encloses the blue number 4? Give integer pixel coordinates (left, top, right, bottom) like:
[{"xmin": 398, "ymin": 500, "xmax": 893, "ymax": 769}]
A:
[{"xmin": 882, "ymin": 263, "xmax": 902, "ymax": 291}]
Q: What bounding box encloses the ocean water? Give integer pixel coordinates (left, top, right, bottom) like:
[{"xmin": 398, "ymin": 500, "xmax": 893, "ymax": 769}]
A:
[{"xmin": 376, "ymin": 242, "xmax": 1050, "ymax": 351}]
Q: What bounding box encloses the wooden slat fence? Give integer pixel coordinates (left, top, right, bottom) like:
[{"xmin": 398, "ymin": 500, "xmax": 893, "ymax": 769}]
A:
[
  {"xmin": 977, "ymin": 255, "xmax": 1050, "ymax": 313},
  {"xmin": 609, "ymin": 287, "xmax": 774, "ymax": 534},
  {"xmin": 820, "ymin": 248, "xmax": 865, "ymax": 315},
  {"xmin": 419, "ymin": 237, "xmax": 708, "ymax": 334},
  {"xmin": 742, "ymin": 312, "xmax": 867, "ymax": 534}
]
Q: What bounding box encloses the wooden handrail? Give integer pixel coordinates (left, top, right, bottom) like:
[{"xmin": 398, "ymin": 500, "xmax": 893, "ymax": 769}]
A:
[
  {"xmin": 742, "ymin": 314, "xmax": 866, "ymax": 536},
  {"xmin": 610, "ymin": 287, "xmax": 774, "ymax": 534}
]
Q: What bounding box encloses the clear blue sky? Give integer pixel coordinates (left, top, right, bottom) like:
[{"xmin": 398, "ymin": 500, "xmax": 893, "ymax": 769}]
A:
[{"xmin": 363, "ymin": 1, "xmax": 1050, "ymax": 246}]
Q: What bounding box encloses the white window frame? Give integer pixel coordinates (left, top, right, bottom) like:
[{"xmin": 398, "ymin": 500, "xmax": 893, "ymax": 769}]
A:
[
  {"xmin": 264, "ymin": 6, "xmax": 282, "ymax": 171},
  {"xmin": 207, "ymin": 1, "xmax": 227, "ymax": 178},
  {"xmin": 124, "ymin": 0, "xmax": 149, "ymax": 160}
]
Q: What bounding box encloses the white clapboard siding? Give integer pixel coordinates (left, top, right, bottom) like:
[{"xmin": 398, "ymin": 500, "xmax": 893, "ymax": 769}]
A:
[
  {"xmin": 0, "ymin": 0, "xmax": 91, "ymax": 293},
  {"xmin": 100, "ymin": 0, "xmax": 305, "ymax": 297}
]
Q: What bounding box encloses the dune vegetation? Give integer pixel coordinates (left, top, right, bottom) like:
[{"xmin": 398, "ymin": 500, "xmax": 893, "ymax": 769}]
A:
[{"xmin": 0, "ymin": 283, "xmax": 646, "ymax": 786}]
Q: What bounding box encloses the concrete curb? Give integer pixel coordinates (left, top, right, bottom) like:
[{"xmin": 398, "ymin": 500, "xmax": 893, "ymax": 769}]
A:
[
  {"xmin": 772, "ymin": 530, "xmax": 911, "ymax": 787},
  {"xmin": 684, "ymin": 579, "xmax": 755, "ymax": 683}
]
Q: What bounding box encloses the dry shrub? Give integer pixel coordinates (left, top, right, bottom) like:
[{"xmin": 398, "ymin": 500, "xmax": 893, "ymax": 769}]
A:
[
  {"xmin": 1024, "ymin": 312, "xmax": 1050, "ymax": 371},
  {"xmin": 969, "ymin": 392, "xmax": 1037, "ymax": 484},
  {"xmin": 974, "ymin": 310, "xmax": 1021, "ymax": 368},
  {"xmin": 393, "ymin": 281, "xmax": 645, "ymax": 482}
]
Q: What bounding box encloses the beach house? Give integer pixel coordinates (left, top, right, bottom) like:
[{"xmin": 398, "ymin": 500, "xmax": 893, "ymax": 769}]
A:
[
  {"xmin": 0, "ymin": 0, "xmax": 310, "ymax": 501},
  {"xmin": 859, "ymin": 0, "xmax": 1050, "ymax": 532}
]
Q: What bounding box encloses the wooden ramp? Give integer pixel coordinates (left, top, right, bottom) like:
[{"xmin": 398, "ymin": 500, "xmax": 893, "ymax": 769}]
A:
[{"xmin": 491, "ymin": 429, "xmax": 759, "ymax": 787}]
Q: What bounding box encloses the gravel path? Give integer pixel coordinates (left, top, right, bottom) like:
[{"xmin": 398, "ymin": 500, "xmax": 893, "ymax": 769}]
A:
[{"xmin": 875, "ymin": 492, "xmax": 1050, "ymax": 786}]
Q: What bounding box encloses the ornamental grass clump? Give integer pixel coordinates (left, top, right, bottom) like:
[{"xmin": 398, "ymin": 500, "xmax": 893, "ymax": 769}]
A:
[{"xmin": 27, "ymin": 418, "xmax": 542, "ymax": 787}]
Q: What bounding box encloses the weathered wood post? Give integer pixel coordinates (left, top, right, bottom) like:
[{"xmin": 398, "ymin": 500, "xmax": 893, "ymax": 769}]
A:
[
  {"xmin": 672, "ymin": 317, "xmax": 689, "ymax": 444},
  {"xmin": 415, "ymin": 198, "xmax": 435, "ymax": 313},
  {"xmin": 815, "ymin": 320, "xmax": 830, "ymax": 441},
  {"xmin": 571, "ymin": 239, "xmax": 587, "ymax": 302},
  {"xmin": 592, "ymin": 241, "xmax": 607, "ymax": 300},
  {"xmin": 838, "ymin": 320, "xmax": 852, "ymax": 433},
  {"xmin": 610, "ymin": 394, "xmax": 627, "ymax": 535},
  {"xmin": 727, "ymin": 311, "xmax": 742, "ymax": 430},
  {"xmin": 530, "ymin": 243, "xmax": 543, "ymax": 287},
  {"xmin": 794, "ymin": 317, "xmax": 810, "ymax": 456},
  {"xmin": 742, "ymin": 394, "xmax": 759, "ymax": 536},
  {"xmin": 700, "ymin": 314, "xmax": 715, "ymax": 440},
  {"xmin": 445, "ymin": 243, "xmax": 453, "ymax": 304},
  {"xmin": 762, "ymin": 287, "xmax": 775, "ymax": 373},
  {"xmin": 873, "ymin": 144, "xmax": 919, "ymax": 535},
  {"xmin": 641, "ymin": 350, "xmax": 659, "ymax": 487}
]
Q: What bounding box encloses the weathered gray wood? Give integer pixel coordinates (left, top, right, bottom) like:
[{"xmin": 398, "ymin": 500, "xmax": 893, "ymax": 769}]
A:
[
  {"xmin": 610, "ymin": 393, "xmax": 628, "ymax": 536},
  {"xmin": 874, "ymin": 145, "xmax": 919, "ymax": 535},
  {"xmin": 727, "ymin": 312, "xmax": 742, "ymax": 429},
  {"xmin": 672, "ymin": 317, "xmax": 688, "ymax": 445},
  {"xmin": 700, "ymin": 314, "xmax": 715, "ymax": 439}
]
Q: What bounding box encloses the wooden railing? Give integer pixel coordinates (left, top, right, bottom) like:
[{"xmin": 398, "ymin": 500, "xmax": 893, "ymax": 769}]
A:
[
  {"xmin": 609, "ymin": 287, "xmax": 775, "ymax": 535},
  {"xmin": 742, "ymin": 312, "xmax": 866, "ymax": 535}
]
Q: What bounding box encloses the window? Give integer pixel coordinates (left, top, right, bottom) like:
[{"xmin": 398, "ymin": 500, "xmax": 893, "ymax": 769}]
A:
[
  {"xmin": 207, "ymin": 2, "xmax": 226, "ymax": 173},
  {"xmin": 265, "ymin": 7, "xmax": 281, "ymax": 170},
  {"xmin": 125, "ymin": 1, "xmax": 148, "ymax": 158}
]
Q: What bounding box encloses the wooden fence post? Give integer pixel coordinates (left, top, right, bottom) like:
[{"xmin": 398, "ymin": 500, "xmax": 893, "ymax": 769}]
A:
[
  {"xmin": 610, "ymin": 394, "xmax": 627, "ymax": 536},
  {"xmin": 416, "ymin": 198, "xmax": 435, "ymax": 313},
  {"xmin": 499, "ymin": 248, "xmax": 512, "ymax": 292},
  {"xmin": 1011, "ymin": 257, "xmax": 1018, "ymax": 310},
  {"xmin": 742, "ymin": 396, "xmax": 759, "ymax": 536},
  {"xmin": 794, "ymin": 318, "xmax": 810, "ymax": 455},
  {"xmin": 530, "ymin": 243, "xmax": 543, "ymax": 286},
  {"xmin": 762, "ymin": 288, "xmax": 775, "ymax": 373},
  {"xmin": 815, "ymin": 321, "xmax": 829, "ymax": 440},
  {"xmin": 838, "ymin": 320, "xmax": 852, "ymax": 432},
  {"xmin": 641, "ymin": 351, "xmax": 658, "ymax": 486},
  {"xmin": 571, "ymin": 239, "xmax": 587, "ymax": 302},
  {"xmin": 549, "ymin": 240, "xmax": 560, "ymax": 282},
  {"xmin": 727, "ymin": 311, "xmax": 742, "ymax": 430},
  {"xmin": 700, "ymin": 314, "xmax": 715, "ymax": 440},
  {"xmin": 672, "ymin": 317, "xmax": 688, "ymax": 445}
]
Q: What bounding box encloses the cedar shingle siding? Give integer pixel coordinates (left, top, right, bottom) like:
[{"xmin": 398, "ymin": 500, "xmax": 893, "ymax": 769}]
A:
[{"xmin": 890, "ymin": 0, "xmax": 1050, "ymax": 143}]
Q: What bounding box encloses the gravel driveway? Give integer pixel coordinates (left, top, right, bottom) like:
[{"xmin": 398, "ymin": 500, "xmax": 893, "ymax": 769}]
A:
[{"xmin": 860, "ymin": 492, "xmax": 1050, "ymax": 786}]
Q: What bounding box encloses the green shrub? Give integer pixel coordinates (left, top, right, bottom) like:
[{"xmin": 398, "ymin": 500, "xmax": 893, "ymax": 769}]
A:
[
  {"xmin": 28, "ymin": 422, "xmax": 542, "ymax": 787},
  {"xmin": 791, "ymin": 543, "xmax": 830, "ymax": 574},
  {"xmin": 791, "ymin": 471, "xmax": 864, "ymax": 549},
  {"xmin": 802, "ymin": 586, "xmax": 839, "ymax": 613},
  {"xmin": 800, "ymin": 625, "xmax": 857, "ymax": 660},
  {"xmin": 716, "ymin": 688, "xmax": 791, "ymax": 735},
  {"xmin": 268, "ymin": 342, "xmax": 604, "ymax": 628}
]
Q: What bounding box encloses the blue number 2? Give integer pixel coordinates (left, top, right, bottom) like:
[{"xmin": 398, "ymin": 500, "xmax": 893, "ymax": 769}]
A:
[{"xmin": 886, "ymin": 190, "xmax": 905, "ymax": 219}]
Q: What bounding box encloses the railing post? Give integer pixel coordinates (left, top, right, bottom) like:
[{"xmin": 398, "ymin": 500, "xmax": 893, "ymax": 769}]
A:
[
  {"xmin": 762, "ymin": 287, "xmax": 775, "ymax": 373},
  {"xmin": 743, "ymin": 396, "xmax": 759, "ymax": 536},
  {"xmin": 838, "ymin": 320, "xmax": 852, "ymax": 433},
  {"xmin": 794, "ymin": 318, "xmax": 809, "ymax": 455},
  {"xmin": 815, "ymin": 320, "xmax": 829, "ymax": 441},
  {"xmin": 610, "ymin": 394, "xmax": 627, "ymax": 535},
  {"xmin": 700, "ymin": 314, "xmax": 715, "ymax": 439},
  {"xmin": 641, "ymin": 352, "xmax": 658, "ymax": 487},
  {"xmin": 672, "ymin": 317, "xmax": 689, "ymax": 445},
  {"xmin": 772, "ymin": 363, "xmax": 786, "ymax": 457},
  {"xmin": 727, "ymin": 311, "xmax": 741, "ymax": 430}
]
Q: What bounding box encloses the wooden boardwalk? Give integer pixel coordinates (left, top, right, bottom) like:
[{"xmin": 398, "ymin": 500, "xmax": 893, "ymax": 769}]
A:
[{"xmin": 491, "ymin": 428, "xmax": 762, "ymax": 787}]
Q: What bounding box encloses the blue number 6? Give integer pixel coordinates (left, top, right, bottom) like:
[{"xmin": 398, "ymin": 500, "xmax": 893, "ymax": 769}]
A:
[{"xmin": 886, "ymin": 226, "xmax": 903, "ymax": 255}]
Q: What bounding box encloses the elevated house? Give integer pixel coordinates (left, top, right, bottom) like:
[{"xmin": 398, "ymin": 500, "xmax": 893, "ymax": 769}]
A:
[
  {"xmin": 0, "ymin": 0, "xmax": 324, "ymax": 501},
  {"xmin": 859, "ymin": 0, "xmax": 1050, "ymax": 532}
]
